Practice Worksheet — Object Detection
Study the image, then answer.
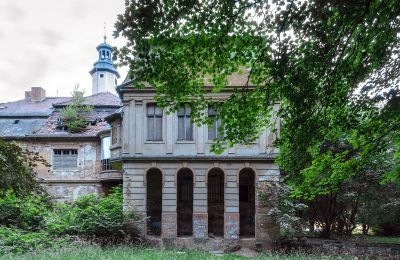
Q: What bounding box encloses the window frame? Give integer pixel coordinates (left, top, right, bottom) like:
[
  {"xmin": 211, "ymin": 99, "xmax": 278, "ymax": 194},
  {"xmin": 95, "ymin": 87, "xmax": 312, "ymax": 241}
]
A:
[
  {"xmin": 177, "ymin": 105, "xmax": 193, "ymax": 141},
  {"xmin": 52, "ymin": 149, "xmax": 78, "ymax": 170},
  {"xmin": 146, "ymin": 103, "xmax": 163, "ymax": 141},
  {"xmin": 207, "ymin": 106, "xmax": 224, "ymax": 141}
]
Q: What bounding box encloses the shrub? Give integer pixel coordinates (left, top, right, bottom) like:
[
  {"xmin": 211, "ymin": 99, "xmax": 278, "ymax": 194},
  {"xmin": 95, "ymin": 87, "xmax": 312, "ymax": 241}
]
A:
[
  {"xmin": 46, "ymin": 186, "xmax": 138, "ymax": 237},
  {"xmin": 0, "ymin": 191, "xmax": 50, "ymax": 231},
  {"xmin": 0, "ymin": 227, "xmax": 68, "ymax": 256}
]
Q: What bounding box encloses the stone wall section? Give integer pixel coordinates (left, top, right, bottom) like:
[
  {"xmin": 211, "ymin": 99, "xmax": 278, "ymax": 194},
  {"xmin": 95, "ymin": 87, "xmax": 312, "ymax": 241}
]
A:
[{"xmin": 123, "ymin": 161, "xmax": 280, "ymax": 248}]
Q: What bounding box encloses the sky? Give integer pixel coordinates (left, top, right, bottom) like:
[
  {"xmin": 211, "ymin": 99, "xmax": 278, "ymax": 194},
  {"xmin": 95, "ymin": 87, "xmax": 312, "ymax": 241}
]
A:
[{"xmin": 0, "ymin": 0, "xmax": 128, "ymax": 103}]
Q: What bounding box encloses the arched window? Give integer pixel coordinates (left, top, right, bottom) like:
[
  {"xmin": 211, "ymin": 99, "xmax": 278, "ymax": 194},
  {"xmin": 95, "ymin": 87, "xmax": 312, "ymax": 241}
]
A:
[
  {"xmin": 239, "ymin": 168, "xmax": 255, "ymax": 237},
  {"xmin": 146, "ymin": 168, "xmax": 162, "ymax": 236},
  {"xmin": 177, "ymin": 168, "xmax": 193, "ymax": 236},
  {"xmin": 208, "ymin": 168, "xmax": 224, "ymax": 237}
]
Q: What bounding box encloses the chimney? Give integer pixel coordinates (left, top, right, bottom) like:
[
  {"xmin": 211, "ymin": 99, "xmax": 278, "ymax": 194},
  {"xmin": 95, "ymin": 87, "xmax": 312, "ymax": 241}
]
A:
[
  {"xmin": 25, "ymin": 91, "xmax": 32, "ymax": 101},
  {"xmin": 30, "ymin": 87, "xmax": 46, "ymax": 102}
]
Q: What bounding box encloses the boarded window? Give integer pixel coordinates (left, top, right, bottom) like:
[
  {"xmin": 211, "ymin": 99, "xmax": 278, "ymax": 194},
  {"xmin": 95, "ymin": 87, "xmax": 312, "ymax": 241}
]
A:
[
  {"xmin": 177, "ymin": 105, "xmax": 193, "ymax": 140},
  {"xmin": 53, "ymin": 149, "xmax": 78, "ymax": 170},
  {"xmin": 147, "ymin": 103, "xmax": 163, "ymax": 141},
  {"xmin": 208, "ymin": 107, "xmax": 223, "ymax": 141}
]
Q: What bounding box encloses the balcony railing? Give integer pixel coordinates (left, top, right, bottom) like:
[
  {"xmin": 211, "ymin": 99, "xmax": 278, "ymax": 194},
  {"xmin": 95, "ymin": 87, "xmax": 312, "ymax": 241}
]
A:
[{"xmin": 101, "ymin": 159, "xmax": 113, "ymax": 171}]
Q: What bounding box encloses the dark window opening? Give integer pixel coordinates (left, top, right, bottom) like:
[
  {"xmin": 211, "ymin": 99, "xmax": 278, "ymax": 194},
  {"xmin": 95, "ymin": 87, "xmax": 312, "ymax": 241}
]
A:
[
  {"xmin": 146, "ymin": 168, "xmax": 162, "ymax": 236},
  {"xmin": 177, "ymin": 168, "xmax": 193, "ymax": 237},
  {"xmin": 208, "ymin": 168, "xmax": 224, "ymax": 237},
  {"xmin": 239, "ymin": 168, "xmax": 255, "ymax": 237},
  {"xmin": 99, "ymin": 73, "xmax": 104, "ymax": 78}
]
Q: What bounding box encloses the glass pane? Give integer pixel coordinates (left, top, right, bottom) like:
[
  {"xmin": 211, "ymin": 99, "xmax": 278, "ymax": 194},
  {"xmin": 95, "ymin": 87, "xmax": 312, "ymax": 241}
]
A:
[
  {"xmin": 186, "ymin": 118, "xmax": 193, "ymax": 140},
  {"xmin": 155, "ymin": 106, "xmax": 163, "ymax": 116},
  {"xmin": 177, "ymin": 106, "xmax": 185, "ymax": 116},
  {"xmin": 147, "ymin": 117, "xmax": 154, "ymax": 140},
  {"xmin": 186, "ymin": 106, "xmax": 191, "ymax": 115},
  {"xmin": 208, "ymin": 120, "xmax": 217, "ymax": 140},
  {"xmin": 208, "ymin": 106, "xmax": 217, "ymax": 116},
  {"xmin": 147, "ymin": 104, "xmax": 155, "ymax": 116},
  {"xmin": 216, "ymin": 119, "xmax": 224, "ymax": 140},
  {"xmin": 178, "ymin": 116, "xmax": 185, "ymax": 140},
  {"xmin": 155, "ymin": 117, "xmax": 163, "ymax": 140}
]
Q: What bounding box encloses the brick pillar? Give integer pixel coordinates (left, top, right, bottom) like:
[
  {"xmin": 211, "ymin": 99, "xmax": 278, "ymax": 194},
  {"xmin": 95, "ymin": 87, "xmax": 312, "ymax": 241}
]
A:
[
  {"xmin": 224, "ymin": 213, "xmax": 240, "ymax": 239},
  {"xmin": 124, "ymin": 168, "xmax": 146, "ymax": 237},
  {"xmin": 193, "ymin": 169, "xmax": 208, "ymax": 238},
  {"xmin": 224, "ymin": 169, "xmax": 239, "ymax": 239},
  {"xmin": 255, "ymin": 181, "xmax": 280, "ymax": 249},
  {"xmin": 162, "ymin": 168, "xmax": 177, "ymax": 237}
]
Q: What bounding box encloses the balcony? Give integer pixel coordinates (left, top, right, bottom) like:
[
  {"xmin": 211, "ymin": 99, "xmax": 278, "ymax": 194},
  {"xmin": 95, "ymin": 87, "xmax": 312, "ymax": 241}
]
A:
[{"xmin": 99, "ymin": 159, "xmax": 122, "ymax": 182}]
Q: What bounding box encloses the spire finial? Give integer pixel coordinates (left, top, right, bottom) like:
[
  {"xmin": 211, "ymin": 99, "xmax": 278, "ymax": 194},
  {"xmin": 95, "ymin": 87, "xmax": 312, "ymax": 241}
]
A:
[{"xmin": 103, "ymin": 22, "xmax": 107, "ymax": 43}]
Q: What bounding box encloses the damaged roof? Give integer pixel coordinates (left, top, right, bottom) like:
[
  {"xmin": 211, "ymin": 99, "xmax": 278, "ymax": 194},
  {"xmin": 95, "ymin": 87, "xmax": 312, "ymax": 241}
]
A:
[
  {"xmin": 53, "ymin": 92, "xmax": 121, "ymax": 108},
  {"xmin": 0, "ymin": 97, "xmax": 70, "ymax": 117},
  {"xmin": 0, "ymin": 92, "xmax": 122, "ymax": 139}
]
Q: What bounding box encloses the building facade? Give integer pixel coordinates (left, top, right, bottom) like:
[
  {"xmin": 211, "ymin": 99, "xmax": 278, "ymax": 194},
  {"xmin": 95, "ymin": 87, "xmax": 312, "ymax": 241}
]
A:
[
  {"xmin": 108, "ymin": 78, "xmax": 281, "ymax": 249},
  {"xmin": 0, "ymin": 40, "xmax": 123, "ymax": 201}
]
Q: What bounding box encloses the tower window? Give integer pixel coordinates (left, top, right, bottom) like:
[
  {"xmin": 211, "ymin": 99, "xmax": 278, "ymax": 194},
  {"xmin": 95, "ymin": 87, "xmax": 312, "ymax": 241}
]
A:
[{"xmin": 99, "ymin": 74, "xmax": 104, "ymax": 78}]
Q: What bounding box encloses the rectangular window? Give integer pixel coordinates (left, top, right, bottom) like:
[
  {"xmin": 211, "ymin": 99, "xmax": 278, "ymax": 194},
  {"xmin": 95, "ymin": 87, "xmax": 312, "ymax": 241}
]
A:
[
  {"xmin": 147, "ymin": 103, "xmax": 163, "ymax": 141},
  {"xmin": 208, "ymin": 107, "xmax": 223, "ymax": 141},
  {"xmin": 112, "ymin": 125, "xmax": 119, "ymax": 144},
  {"xmin": 53, "ymin": 149, "xmax": 78, "ymax": 170},
  {"xmin": 177, "ymin": 105, "xmax": 193, "ymax": 140}
]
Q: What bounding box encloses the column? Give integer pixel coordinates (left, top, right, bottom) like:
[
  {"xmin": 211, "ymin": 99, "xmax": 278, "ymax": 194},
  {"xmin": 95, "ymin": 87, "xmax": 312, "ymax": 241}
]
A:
[
  {"xmin": 224, "ymin": 168, "xmax": 239, "ymax": 239},
  {"xmin": 193, "ymin": 168, "xmax": 208, "ymax": 238},
  {"xmin": 162, "ymin": 168, "xmax": 177, "ymax": 237}
]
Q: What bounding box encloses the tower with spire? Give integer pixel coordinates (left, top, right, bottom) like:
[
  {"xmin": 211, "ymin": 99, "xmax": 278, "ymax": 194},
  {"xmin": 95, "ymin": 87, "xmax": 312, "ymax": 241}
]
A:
[{"xmin": 89, "ymin": 31, "xmax": 120, "ymax": 95}]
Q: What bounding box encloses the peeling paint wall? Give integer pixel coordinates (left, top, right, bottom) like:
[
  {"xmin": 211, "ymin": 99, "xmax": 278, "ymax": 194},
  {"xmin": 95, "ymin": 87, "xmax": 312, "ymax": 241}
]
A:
[{"xmin": 19, "ymin": 140, "xmax": 103, "ymax": 201}]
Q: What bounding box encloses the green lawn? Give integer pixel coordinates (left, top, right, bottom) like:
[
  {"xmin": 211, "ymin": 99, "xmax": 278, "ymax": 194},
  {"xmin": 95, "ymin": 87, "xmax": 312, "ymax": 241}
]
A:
[{"xmin": 2, "ymin": 247, "xmax": 349, "ymax": 260}]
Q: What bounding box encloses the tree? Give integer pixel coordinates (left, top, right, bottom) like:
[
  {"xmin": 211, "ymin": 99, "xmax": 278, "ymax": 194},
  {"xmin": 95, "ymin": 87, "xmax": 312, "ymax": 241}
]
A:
[
  {"xmin": 114, "ymin": 1, "xmax": 400, "ymax": 204},
  {"xmin": 0, "ymin": 140, "xmax": 49, "ymax": 196},
  {"xmin": 60, "ymin": 85, "xmax": 93, "ymax": 133}
]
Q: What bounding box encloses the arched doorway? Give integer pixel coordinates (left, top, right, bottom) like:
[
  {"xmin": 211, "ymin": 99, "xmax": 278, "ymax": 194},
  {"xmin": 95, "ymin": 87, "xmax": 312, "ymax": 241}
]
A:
[
  {"xmin": 146, "ymin": 168, "xmax": 162, "ymax": 236},
  {"xmin": 239, "ymin": 168, "xmax": 255, "ymax": 237},
  {"xmin": 177, "ymin": 168, "xmax": 193, "ymax": 236},
  {"xmin": 208, "ymin": 168, "xmax": 224, "ymax": 237}
]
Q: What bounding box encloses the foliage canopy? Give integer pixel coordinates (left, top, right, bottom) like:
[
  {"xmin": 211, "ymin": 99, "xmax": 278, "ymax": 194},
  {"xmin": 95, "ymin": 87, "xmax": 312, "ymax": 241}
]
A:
[{"xmin": 114, "ymin": 0, "xmax": 400, "ymax": 192}]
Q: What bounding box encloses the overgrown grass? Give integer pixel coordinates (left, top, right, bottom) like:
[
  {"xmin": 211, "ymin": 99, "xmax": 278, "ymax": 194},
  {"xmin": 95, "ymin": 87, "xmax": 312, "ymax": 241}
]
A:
[
  {"xmin": 354, "ymin": 235, "xmax": 400, "ymax": 244},
  {"xmin": 2, "ymin": 247, "xmax": 350, "ymax": 260}
]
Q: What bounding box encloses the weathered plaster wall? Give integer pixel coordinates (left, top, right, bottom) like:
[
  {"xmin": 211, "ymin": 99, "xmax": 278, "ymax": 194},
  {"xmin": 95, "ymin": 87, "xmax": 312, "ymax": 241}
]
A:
[
  {"xmin": 115, "ymin": 93, "xmax": 280, "ymax": 158},
  {"xmin": 20, "ymin": 140, "xmax": 102, "ymax": 201}
]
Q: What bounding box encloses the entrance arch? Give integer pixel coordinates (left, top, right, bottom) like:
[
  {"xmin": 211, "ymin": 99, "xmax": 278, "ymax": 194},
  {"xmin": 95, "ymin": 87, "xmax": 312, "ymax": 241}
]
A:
[
  {"xmin": 239, "ymin": 168, "xmax": 255, "ymax": 237},
  {"xmin": 207, "ymin": 168, "xmax": 224, "ymax": 237},
  {"xmin": 177, "ymin": 168, "xmax": 193, "ymax": 236},
  {"xmin": 146, "ymin": 168, "xmax": 162, "ymax": 236}
]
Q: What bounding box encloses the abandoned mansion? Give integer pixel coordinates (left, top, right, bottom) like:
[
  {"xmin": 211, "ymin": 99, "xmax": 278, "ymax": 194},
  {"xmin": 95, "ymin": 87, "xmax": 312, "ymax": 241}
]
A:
[{"xmin": 0, "ymin": 39, "xmax": 281, "ymax": 248}]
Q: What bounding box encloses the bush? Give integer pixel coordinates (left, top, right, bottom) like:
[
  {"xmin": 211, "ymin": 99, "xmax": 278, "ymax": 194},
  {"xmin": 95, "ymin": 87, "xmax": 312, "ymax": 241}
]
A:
[
  {"xmin": 0, "ymin": 191, "xmax": 50, "ymax": 231},
  {"xmin": 46, "ymin": 186, "xmax": 138, "ymax": 237},
  {"xmin": 0, "ymin": 227, "xmax": 68, "ymax": 256}
]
